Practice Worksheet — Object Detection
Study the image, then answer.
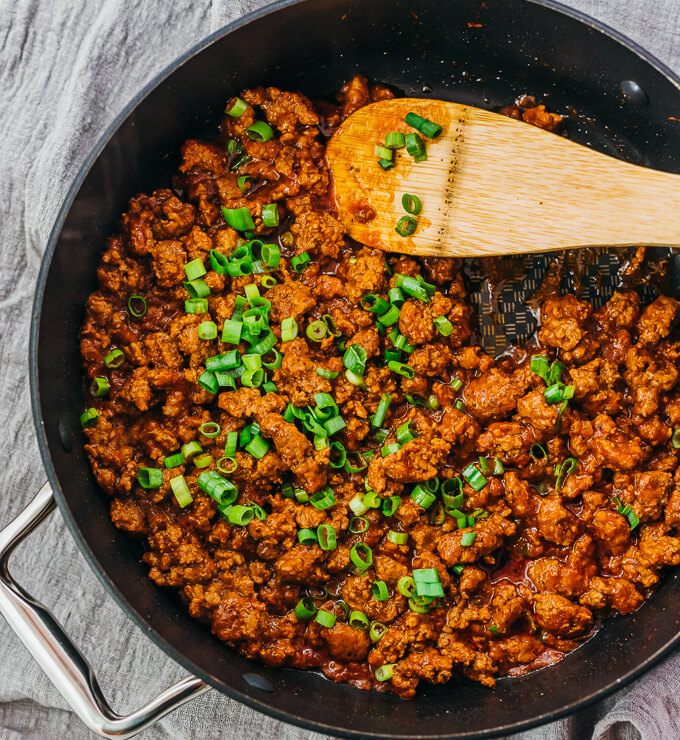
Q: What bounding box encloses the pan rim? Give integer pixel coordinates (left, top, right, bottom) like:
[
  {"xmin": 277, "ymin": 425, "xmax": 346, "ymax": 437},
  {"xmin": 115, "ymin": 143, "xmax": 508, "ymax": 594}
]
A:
[{"xmin": 28, "ymin": 0, "xmax": 680, "ymax": 737}]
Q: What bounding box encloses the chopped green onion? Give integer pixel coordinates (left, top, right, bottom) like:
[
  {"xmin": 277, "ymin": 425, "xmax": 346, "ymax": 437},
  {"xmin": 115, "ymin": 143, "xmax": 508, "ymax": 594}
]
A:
[
  {"xmin": 395, "ymin": 274, "xmax": 433, "ymax": 301},
  {"xmin": 245, "ymin": 120, "xmax": 274, "ymax": 141},
  {"xmin": 349, "ymin": 494, "xmax": 368, "ymax": 516},
  {"xmin": 298, "ymin": 528, "xmax": 318, "ymax": 545},
  {"xmin": 529, "ymin": 443, "xmax": 548, "ymax": 463},
  {"xmin": 388, "ymin": 360, "xmax": 415, "ymax": 378},
  {"xmin": 433, "ymin": 315, "xmax": 453, "ymax": 336},
  {"xmin": 360, "ymin": 294, "xmax": 390, "ymax": 315},
  {"xmin": 181, "ymin": 441, "xmax": 203, "ymax": 460},
  {"xmin": 198, "ymin": 321, "xmax": 217, "ymax": 340},
  {"xmin": 89, "ymin": 377, "xmax": 109, "ymax": 397},
  {"xmin": 374, "ymin": 144, "xmax": 393, "ymax": 160},
  {"xmin": 184, "ymin": 258, "xmax": 206, "ymax": 281},
  {"xmin": 461, "ymin": 531, "xmax": 476, "ymax": 547},
  {"xmin": 291, "ymin": 252, "xmax": 311, "ymax": 273},
  {"xmin": 306, "ymin": 320, "xmax": 328, "ymax": 342},
  {"xmin": 127, "ymin": 295, "xmax": 147, "ymax": 317},
  {"xmin": 385, "ymin": 132, "xmax": 406, "ymax": 149},
  {"xmin": 258, "ymin": 350, "xmax": 280, "ymax": 371},
  {"xmin": 371, "ymin": 580, "xmax": 389, "ymax": 601},
  {"xmin": 294, "ymin": 597, "xmax": 317, "ymax": 620},
  {"xmin": 544, "ymin": 382, "xmax": 575, "ymax": 405},
  {"xmin": 185, "ymin": 298, "xmax": 208, "ymax": 314},
  {"xmin": 222, "ymin": 206, "xmax": 255, "ymax": 232},
  {"xmin": 405, "ymin": 112, "xmax": 442, "ymax": 138},
  {"xmin": 246, "ymin": 434, "xmax": 270, "ymax": 458},
  {"xmin": 401, "ymin": 193, "xmax": 422, "ymax": 215},
  {"xmin": 80, "ymin": 407, "xmax": 100, "ymax": 428},
  {"xmin": 372, "ymin": 393, "xmax": 392, "ymax": 427},
  {"xmin": 315, "ymin": 609, "xmax": 336, "ymax": 628},
  {"xmin": 184, "ymin": 279, "xmax": 210, "ymax": 299},
  {"xmin": 396, "ymin": 421, "xmax": 416, "ymax": 445},
  {"xmin": 210, "ymin": 249, "xmax": 230, "ymax": 274},
  {"xmin": 530, "ymin": 355, "xmax": 550, "ymax": 382},
  {"xmin": 163, "ymin": 452, "xmax": 185, "ymax": 469},
  {"xmin": 413, "ymin": 568, "xmax": 444, "ymax": 598},
  {"xmin": 343, "ymin": 344, "xmax": 368, "ymax": 376},
  {"xmin": 350, "ymin": 542, "xmax": 373, "ymax": 570},
  {"xmin": 377, "ymin": 304, "xmax": 400, "ymax": 327},
  {"xmin": 411, "ymin": 484, "xmax": 436, "ymax": 509},
  {"xmin": 395, "ymin": 215, "xmax": 417, "ymax": 237},
  {"xmin": 382, "ymin": 495, "xmax": 401, "ymax": 517},
  {"xmin": 405, "ymin": 131, "xmax": 426, "ymax": 159},
  {"xmin": 672, "ymin": 429, "xmax": 680, "ymax": 449},
  {"xmin": 369, "ymin": 622, "xmax": 387, "ymax": 642},
  {"xmin": 388, "ymin": 287, "xmax": 405, "ymax": 305},
  {"xmin": 198, "ymin": 371, "xmax": 218, "ymax": 394},
  {"xmin": 381, "ymin": 442, "xmax": 401, "ymax": 457},
  {"xmin": 349, "ymin": 516, "xmax": 369, "ymax": 534},
  {"xmin": 324, "ymin": 415, "xmax": 346, "ymax": 436},
  {"xmin": 206, "ymin": 350, "xmax": 240, "ymax": 372},
  {"xmin": 259, "ymin": 243, "xmax": 280, "ymax": 268},
  {"xmin": 170, "ymin": 475, "xmax": 193, "ymax": 508},
  {"xmin": 138, "ymin": 467, "xmax": 163, "ymax": 489},
  {"xmin": 548, "ymin": 361, "xmax": 564, "ymax": 385},
  {"xmin": 261, "ymin": 204, "xmax": 279, "ymax": 228},
  {"xmin": 281, "ymin": 317, "xmax": 298, "ymax": 342},
  {"xmin": 387, "ymin": 530, "xmax": 408, "ymax": 545},
  {"xmin": 349, "ymin": 610, "xmax": 369, "ymax": 629},
  {"xmin": 193, "ymin": 452, "xmax": 214, "ymax": 469},
  {"xmin": 230, "ymin": 152, "xmax": 252, "ymax": 171},
  {"xmin": 217, "ymin": 457, "xmax": 238, "ymax": 474},
  {"xmin": 226, "ymin": 97, "xmax": 247, "ymax": 117},
  {"xmin": 237, "ymin": 175, "xmax": 252, "ymax": 193},
  {"xmin": 316, "ymin": 367, "xmax": 339, "ymax": 379},
  {"xmin": 317, "ymin": 524, "xmax": 337, "ymax": 551},
  {"xmin": 310, "ymin": 487, "xmax": 336, "ymax": 511},
  {"xmin": 221, "ymin": 319, "xmax": 242, "ymax": 345},
  {"xmin": 462, "ymin": 463, "xmax": 488, "ymax": 492},
  {"xmin": 345, "ymin": 369, "xmax": 364, "ymax": 386},
  {"xmin": 397, "ymin": 576, "xmax": 416, "ymax": 598},
  {"xmin": 228, "ymin": 505, "xmax": 254, "ymax": 526},
  {"xmin": 104, "ymin": 349, "xmax": 125, "ymax": 368},
  {"xmin": 378, "ymin": 158, "xmax": 394, "ymax": 170},
  {"xmin": 328, "ymin": 441, "xmax": 347, "ymax": 469},
  {"xmin": 198, "ymin": 422, "xmax": 220, "ymax": 438}
]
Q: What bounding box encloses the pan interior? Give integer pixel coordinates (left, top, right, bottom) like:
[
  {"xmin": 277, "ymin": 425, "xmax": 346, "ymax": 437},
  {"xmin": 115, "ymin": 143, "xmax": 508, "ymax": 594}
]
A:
[{"xmin": 32, "ymin": 0, "xmax": 680, "ymax": 737}]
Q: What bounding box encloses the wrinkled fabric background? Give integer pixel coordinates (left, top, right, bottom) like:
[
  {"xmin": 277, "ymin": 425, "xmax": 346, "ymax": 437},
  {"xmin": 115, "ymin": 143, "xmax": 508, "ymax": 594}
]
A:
[{"xmin": 1, "ymin": 0, "xmax": 679, "ymax": 738}]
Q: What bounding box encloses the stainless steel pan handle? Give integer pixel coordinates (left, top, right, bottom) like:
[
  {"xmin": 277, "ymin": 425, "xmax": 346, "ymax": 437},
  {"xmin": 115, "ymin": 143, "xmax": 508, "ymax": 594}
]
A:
[{"xmin": 0, "ymin": 482, "xmax": 211, "ymax": 739}]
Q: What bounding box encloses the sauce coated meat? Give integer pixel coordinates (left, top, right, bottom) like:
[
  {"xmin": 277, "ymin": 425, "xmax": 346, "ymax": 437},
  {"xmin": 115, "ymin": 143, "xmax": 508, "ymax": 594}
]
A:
[{"xmin": 80, "ymin": 76, "xmax": 680, "ymax": 697}]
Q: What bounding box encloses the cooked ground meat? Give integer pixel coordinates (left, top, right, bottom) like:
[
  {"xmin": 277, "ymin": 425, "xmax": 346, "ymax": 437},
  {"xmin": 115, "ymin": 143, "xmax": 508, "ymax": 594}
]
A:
[{"xmin": 79, "ymin": 77, "xmax": 680, "ymax": 699}]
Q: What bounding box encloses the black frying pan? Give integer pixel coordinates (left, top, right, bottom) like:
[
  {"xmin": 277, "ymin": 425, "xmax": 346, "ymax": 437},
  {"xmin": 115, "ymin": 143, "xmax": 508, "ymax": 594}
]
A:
[{"xmin": 16, "ymin": 0, "xmax": 680, "ymax": 737}]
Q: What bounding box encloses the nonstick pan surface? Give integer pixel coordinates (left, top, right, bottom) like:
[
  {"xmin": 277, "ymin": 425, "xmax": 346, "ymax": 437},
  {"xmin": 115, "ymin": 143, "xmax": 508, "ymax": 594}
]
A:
[{"xmin": 30, "ymin": 0, "xmax": 680, "ymax": 737}]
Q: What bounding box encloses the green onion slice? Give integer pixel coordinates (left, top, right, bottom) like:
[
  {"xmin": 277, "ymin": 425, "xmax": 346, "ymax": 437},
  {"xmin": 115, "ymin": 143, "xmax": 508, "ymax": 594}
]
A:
[
  {"xmin": 138, "ymin": 467, "xmax": 162, "ymax": 489},
  {"xmin": 127, "ymin": 295, "xmax": 147, "ymax": 317},
  {"xmin": 226, "ymin": 97, "xmax": 247, "ymax": 117},
  {"xmin": 222, "ymin": 205, "xmax": 255, "ymax": 231},
  {"xmin": 170, "ymin": 475, "xmax": 193, "ymax": 508},
  {"xmin": 350, "ymin": 542, "xmax": 373, "ymax": 570},
  {"xmin": 104, "ymin": 349, "xmax": 125, "ymax": 368},
  {"xmin": 395, "ymin": 215, "xmax": 417, "ymax": 237},
  {"xmin": 371, "ymin": 580, "xmax": 389, "ymax": 601},
  {"xmin": 294, "ymin": 597, "xmax": 317, "ymax": 620},
  {"xmin": 401, "ymin": 193, "xmax": 422, "ymax": 215}
]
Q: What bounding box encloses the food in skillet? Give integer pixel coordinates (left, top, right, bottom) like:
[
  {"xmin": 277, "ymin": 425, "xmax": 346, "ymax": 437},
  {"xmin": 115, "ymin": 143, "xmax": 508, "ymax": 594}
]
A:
[{"xmin": 79, "ymin": 76, "xmax": 680, "ymax": 697}]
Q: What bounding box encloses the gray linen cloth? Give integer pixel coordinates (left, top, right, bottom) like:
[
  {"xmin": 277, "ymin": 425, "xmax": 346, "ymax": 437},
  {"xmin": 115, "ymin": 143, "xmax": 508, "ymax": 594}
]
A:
[{"xmin": 1, "ymin": 0, "xmax": 679, "ymax": 738}]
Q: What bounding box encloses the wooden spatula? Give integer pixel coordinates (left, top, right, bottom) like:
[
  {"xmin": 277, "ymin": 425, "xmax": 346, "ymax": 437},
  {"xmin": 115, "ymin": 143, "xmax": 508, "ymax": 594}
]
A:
[{"xmin": 325, "ymin": 98, "xmax": 680, "ymax": 257}]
